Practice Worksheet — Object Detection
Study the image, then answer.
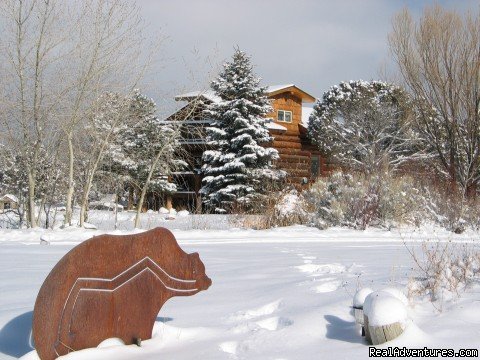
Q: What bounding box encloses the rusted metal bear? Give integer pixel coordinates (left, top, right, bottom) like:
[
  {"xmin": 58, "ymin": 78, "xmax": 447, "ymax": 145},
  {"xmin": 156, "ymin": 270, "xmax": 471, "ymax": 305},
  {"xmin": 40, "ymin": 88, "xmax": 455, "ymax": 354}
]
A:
[{"xmin": 32, "ymin": 227, "xmax": 211, "ymax": 360}]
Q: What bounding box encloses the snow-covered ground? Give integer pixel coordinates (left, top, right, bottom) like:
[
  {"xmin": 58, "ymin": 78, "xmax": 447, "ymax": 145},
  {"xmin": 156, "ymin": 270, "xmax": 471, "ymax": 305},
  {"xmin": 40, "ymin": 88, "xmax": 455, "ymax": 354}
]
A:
[{"xmin": 0, "ymin": 216, "xmax": 479, "ymax": 359}]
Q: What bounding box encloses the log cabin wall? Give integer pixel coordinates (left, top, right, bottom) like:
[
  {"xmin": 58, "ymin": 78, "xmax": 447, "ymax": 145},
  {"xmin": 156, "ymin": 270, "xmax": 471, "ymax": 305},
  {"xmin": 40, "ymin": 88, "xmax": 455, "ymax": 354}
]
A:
[
  {"xmin": 268, "ymin": 93, "xmax": 302, "ymax": 135},
  {"xmin": 267, "ymin": 91, "xmax": 317, "ymax": 188}
]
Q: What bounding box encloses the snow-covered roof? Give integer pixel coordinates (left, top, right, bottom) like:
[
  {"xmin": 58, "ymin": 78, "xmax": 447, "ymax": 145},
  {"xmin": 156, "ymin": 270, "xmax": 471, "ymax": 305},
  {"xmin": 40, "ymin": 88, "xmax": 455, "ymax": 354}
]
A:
[
  {"xmin": 175, "ymin": 84, "xmax": 316, "ymax": 104},
  {"xmin": 0, "ymin": 194, "xmax": 18, "ymax": 203},
  {"xmin": 266, "ymin": 84, "xmax": 316, "ymax": 103},
  {"xmin": 265, "ymin": 121, "xmax": 287, "ymax": 131},
  {"xmin": 266, "ymin": 84, "xmax": 295, "ymax": 93},
  {"xmin": 174, "ymin": 90, "xmax": 221, "ymax": 103}
]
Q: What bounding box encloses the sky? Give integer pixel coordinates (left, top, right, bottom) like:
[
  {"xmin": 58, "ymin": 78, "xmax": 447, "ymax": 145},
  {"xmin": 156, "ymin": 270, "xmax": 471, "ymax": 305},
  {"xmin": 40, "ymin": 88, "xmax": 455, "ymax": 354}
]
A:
[{"xmin": 137, "ymin": 0, "xmax": 478, "ymax": 111}]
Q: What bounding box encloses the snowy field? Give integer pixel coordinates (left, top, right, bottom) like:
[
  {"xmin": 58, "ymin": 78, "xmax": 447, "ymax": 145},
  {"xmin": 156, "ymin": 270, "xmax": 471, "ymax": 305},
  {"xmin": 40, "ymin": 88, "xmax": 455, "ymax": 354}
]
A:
[{"xmin": 0, "ymin": 216, "xmax": 479, "ymax": 359}]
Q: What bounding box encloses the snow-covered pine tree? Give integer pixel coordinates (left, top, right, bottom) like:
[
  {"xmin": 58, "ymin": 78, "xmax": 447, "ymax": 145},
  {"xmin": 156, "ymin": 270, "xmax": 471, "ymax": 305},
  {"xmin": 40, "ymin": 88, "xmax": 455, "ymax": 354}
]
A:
[{"xmin": 200, "ymin": 49, "xmax": 284, "ymax": 213}]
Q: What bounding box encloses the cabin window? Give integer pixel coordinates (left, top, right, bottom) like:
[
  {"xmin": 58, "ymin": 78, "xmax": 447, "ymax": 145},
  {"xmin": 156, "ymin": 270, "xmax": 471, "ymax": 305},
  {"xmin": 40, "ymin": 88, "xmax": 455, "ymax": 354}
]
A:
[
  {"xmin": 277, "ymin": 110, "xmax": 292, "ymax": 123},
  {"xmin": 311, "ymin": 155, "xmax": 320, "ymax": 178}
]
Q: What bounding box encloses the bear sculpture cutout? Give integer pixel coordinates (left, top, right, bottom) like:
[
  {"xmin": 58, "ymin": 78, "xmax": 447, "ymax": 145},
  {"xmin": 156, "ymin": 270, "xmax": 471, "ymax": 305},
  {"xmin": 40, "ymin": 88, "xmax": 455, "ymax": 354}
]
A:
[{"xmin": 32, "ymin": 227, "xmax": 211, "ymax": 360}]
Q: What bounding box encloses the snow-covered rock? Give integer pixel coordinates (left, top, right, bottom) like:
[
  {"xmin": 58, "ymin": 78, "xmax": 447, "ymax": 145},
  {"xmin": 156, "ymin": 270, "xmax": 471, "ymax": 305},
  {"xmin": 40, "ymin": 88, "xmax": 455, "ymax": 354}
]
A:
[
  {"xmin": 159, "ymin": 207, "xmax": 170, "ymax": 214},
  {"xmin": 178, "ymin": 210, "xmax": 190, "ymax": 217}
]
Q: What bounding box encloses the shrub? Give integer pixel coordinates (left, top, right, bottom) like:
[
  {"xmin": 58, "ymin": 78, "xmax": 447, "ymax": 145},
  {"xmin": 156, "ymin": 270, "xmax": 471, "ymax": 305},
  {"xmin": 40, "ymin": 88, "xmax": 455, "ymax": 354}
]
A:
[
  {"xmin": 423, "ymin": 189, "xmax": 480, "ymax": 233},
  {"xmin": 305, "ymin": 171, "xmax": 425, "ymax": 229},
  {"xmin": 232, "ymin": 188, "xmax": 312, "ymax": 229},
  {"xmin": 407, "ymin": 242, "xmax": 480, "ymax": 306}
]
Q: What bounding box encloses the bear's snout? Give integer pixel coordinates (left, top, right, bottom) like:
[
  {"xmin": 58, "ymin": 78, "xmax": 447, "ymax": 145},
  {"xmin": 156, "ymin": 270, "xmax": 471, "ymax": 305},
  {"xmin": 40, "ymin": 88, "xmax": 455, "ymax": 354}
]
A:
[{"xmin": 196, "ymin": 274, "xmax": 212, "ymax": 291}]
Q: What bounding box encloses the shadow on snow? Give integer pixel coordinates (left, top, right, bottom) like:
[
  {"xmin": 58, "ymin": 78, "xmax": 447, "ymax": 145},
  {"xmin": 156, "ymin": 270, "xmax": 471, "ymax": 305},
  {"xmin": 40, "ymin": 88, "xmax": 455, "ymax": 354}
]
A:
[
  {"xmin": 324, "ymin": 314, "xmax": 367, "ymax": 344},
  {"xmin": 0, "ymin": 311, "xmax": 34, "ymax": 358}
]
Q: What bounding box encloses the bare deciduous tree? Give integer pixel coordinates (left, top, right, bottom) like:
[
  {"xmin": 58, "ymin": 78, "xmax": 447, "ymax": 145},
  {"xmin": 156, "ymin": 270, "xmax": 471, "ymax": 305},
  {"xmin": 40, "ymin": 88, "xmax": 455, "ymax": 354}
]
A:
[
  {"xmin": 0, "ymin": 0, "xmax": 65, "ymax": 227},
  {"xmin": 60, "ymin": 0, "xmax": 152, "ymax": 226},
  {"xmin": 389, "ymin": 5, "xmax": 480, "ymax": 196},
  {"xmin": 77, "ymin": 92, "xmax": 131, "ymax": 228},
  {"xmin": 0, "ymin": 0, "xmax": 158, "ymax": 227}
]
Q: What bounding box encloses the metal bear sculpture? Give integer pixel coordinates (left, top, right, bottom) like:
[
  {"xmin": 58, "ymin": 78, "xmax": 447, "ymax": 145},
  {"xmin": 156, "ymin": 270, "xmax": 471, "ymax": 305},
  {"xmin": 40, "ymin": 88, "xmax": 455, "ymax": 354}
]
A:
[{"xmin": 32, "ymin": 227, "xmax": 211, "ymax": 360}]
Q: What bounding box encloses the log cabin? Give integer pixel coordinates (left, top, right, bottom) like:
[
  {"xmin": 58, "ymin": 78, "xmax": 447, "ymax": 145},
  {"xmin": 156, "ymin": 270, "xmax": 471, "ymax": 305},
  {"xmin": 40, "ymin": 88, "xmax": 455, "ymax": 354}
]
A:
[
  {"xmin": 0, "ymin": 194, "xmax": 19, "ymax": 212},
  {"xmin": 162, "ymin": 84, "xmax": 331, "ymax": 212}
]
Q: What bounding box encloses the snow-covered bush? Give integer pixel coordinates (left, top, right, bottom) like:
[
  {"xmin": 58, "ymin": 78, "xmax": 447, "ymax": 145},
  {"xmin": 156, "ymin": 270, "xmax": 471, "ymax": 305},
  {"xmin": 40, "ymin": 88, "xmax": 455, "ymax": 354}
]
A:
[
  {"xmin": 269, "ymin": 189, "xmax": 311, "ymax": 227},
  {"xmin": 408, "ymin": 242, "xmax": 480, "ymax": 304},
  {"xmin": 423, "ymin": 189, "xmax": 480, "ymax": 233},
  {"xmin": 305, "ymin": 171, "xmax": 425, "ymax": 229},
  {"xmin": 233, "ymin": 188, "xmax": 311, "ymax": 229}
]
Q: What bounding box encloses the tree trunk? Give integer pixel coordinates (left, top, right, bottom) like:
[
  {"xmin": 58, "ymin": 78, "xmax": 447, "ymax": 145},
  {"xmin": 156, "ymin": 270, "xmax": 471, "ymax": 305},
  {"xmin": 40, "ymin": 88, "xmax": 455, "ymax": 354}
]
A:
[
  {"xmin": 466, "ymin": 181, "xmax": 477, "ymax": 200},
  {"xmin": 64, "ymin": 134, "xmax": 75, "ymax": 226},
  {"xmin": 79, "ymin": 180, "xmax": 94, "ymax": 227},
  {"xmin": 79, "ymin": 192, "xmax": 89, "ymax": 227},
  {"xmin": 37, "ymin": 196, "xmax": 46, "ymax": 228},
  {"xmin": 79, "ymin": 136, "xmax": 112, "ymax": 227},
  {"xmin": 134, "ymin": 151, "xmax": 164, "ymax": 228},
  {"xmin": 134, "ymin": 185, "xmax": 148, "ymax": 228},
  {"xmin": 27, "ymin": 171, "xmax": 37, "ymax": 228},
  {"xmin": 128, "ymin": 186, "xmax": 134, "ymax": 210}
]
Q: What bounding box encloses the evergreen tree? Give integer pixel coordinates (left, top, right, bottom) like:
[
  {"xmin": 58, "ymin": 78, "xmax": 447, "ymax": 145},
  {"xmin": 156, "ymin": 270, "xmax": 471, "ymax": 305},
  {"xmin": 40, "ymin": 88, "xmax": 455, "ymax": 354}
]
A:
[{"xmin": 200, "ymin": 49, "xmax": 283, "ymax": 213}]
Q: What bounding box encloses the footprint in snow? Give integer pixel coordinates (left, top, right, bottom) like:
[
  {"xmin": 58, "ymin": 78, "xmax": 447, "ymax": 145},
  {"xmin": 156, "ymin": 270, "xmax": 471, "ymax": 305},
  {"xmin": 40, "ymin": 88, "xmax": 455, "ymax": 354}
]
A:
[
  {"xmin": 255, "ymin": 316, "xmax": 294, "ymax": 331},
  {"xmin": 295, "ymin": 263, "xmax": 346, "ymax": 275},
  {"xmin": 228, "ymin": 299, "xmax": 282, "ymax": 322},
  {"xmin": 312, "ymin": 280, "xmax": 342, "ymax": 293},
  {"xmin": 219, "ymin": 341, "xmax": 238, "ymax": 356}
]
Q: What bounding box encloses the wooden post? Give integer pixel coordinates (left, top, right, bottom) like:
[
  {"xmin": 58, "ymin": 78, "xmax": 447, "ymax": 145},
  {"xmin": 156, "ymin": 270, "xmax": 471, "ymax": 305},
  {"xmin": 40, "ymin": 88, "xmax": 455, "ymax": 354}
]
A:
[
  {"xmin": 353, "ymin": 307, "xmax": 365, "ymax": 336},
  {"xmin": 368, "ymin": 321, "xmax": 404, "ymax": 345},
  {"xmin": 364, "ymin": 315, "xmax": 372, "ymax": 344}
]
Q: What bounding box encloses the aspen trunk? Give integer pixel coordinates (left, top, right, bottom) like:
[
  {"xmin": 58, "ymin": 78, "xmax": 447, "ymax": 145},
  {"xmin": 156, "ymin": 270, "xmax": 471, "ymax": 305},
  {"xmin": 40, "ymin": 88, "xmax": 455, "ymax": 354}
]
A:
[
  {"xmin": 134, "ymin": 151, "xmax": 164, "ymax": 228},
  {"xmin": 128, "ymin": 186, "xmax": 134, "ymax": 210},
  {"xmin": 79, "ymin": 135, "xmax": 112, "ymax": 227},
  {"xmin": 27, "ymin": 171, "xmax": 37, "ymax": 228},
  {"xmin": 64, "ymin": 134, "xmax": 75, "ymax": 226},
  {"xmin": 79, "ymin": 192, "xmax": 89, "ymax": 227}
]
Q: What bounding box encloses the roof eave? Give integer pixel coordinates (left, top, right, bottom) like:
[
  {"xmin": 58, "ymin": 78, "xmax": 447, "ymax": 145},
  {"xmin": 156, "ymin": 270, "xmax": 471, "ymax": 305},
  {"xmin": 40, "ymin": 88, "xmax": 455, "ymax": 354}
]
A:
[{"xmin": 268, "ymin": 85, "xmax": 316, "ymax": 103}]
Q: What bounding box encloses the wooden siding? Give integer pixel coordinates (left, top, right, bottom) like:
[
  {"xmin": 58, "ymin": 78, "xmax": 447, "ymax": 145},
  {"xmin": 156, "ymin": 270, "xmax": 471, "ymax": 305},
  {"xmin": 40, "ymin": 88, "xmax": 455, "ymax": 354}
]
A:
[
  {"xmin": 267, "ymin": 92, "xmax": 322, "ymax": 187},
  {"xmin": 268, "ymin": 93, "xmax": 303, "ymax": 135}
]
